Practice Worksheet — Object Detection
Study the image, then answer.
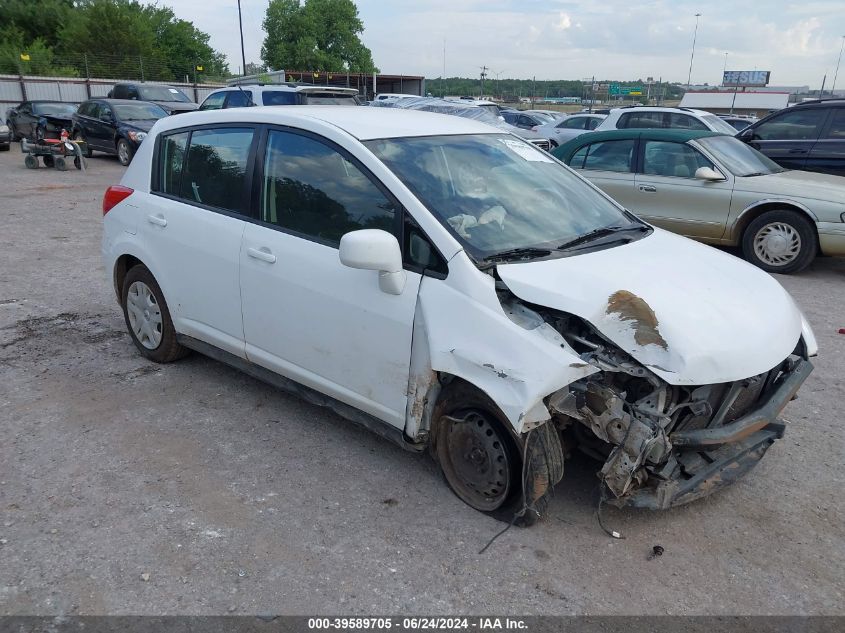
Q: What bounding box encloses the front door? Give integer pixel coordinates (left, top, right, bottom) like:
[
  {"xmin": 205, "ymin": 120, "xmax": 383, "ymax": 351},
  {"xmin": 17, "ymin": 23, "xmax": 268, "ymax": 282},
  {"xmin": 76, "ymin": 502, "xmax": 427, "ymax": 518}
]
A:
[
  {"xmin": 744, "ymin": 108, "xmax": 828, "ymax": 170},
  {"xmin": 633, "ymin": 139, "xmax": 733, "ymax": 240},
  {"xmin": 240, "ymin": 128, "xmax": 420, "ymax": 427}
]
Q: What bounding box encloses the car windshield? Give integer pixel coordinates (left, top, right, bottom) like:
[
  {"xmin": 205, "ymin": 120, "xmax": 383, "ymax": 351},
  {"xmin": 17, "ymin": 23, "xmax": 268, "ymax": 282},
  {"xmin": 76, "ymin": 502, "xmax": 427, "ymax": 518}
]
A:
[
  {"xmin": 697, "ymin": 135, "xmax": 785, "ymax": 176},
  {"xmin": 366, "ymin": 134, "xmax": 640, "ymax": 260},
  {"xmin": 701, "ymin": 114, "xmax": 740, "ymax": 135},
  {"xmin": 113, "ymin": 103, "xmax": 169, "ymax": 121},
  {"xmin": 138, "ymin": 86, "xmax": 191, "ymax": 102},
  {"xmin": 34, "ymin": 103, "xmax": 76, "ymax": 116}
]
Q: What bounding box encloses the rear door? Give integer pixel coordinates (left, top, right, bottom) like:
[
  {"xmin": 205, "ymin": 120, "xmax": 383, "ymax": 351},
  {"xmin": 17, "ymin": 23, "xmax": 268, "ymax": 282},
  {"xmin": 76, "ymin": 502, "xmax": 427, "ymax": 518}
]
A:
[
  {"xmin": 567, "ymin": 138, "xmax": 637, "ymax": 205},
  {"xmin": 805, "ymin": 107, "xmax": 845, "ymax": 176},
  {"xmin": 143, "ymin": 126, "xmax": 257, "ymax": 356},
  {"xmin": 239, "ymin": 127, "xmax": 420, "ymax": 427},
  {"xmin": 743, "ymin": 107, "xmax": 828, "ymax": 170},
  {"xmin": 633, "ymin": 140, "xmax": 733, "ymax": 240},
  {"xmin": 88, "ymin": 102, "xmax": 115, "ymax": 151}
]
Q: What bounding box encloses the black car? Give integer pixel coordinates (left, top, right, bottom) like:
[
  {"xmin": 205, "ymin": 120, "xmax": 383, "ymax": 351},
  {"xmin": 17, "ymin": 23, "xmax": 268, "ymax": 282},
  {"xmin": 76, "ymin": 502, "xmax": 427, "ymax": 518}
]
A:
[
  {"xmin": 72, "ymin": 99, "xmax": 169, "ymax": 165},
  {"xmin": 107, "ymin": 83, "xmax": 199, "ymax": 114},
  {"xmin": 500, "ymin": 110, "xmax": 547, "ymax": 130},
  {"xmin": 6, "ymin": 100, "xmax": 77, "ymax": 141},
  {"xmin": 737, "ymin": 99, "xmax": 845, "ymax": 176}
]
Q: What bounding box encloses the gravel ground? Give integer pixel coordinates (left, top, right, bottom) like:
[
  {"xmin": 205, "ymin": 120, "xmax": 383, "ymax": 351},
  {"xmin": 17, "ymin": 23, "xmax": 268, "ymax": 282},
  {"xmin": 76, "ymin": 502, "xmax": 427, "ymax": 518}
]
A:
[{"xmin": 0, "ymin": 142, "xmax": 843, "ymax": 616}]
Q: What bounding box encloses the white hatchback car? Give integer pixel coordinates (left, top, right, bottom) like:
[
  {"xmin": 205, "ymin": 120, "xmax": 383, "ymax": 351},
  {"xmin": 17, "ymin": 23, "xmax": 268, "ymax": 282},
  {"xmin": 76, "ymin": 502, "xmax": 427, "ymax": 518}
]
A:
[
  {"xmin": 102, "ymin": 107, "xmax": 815, "ymax": 524},
  {"xmin": 596, "ymin": 106, "xmax": 739, "ymax": 135}
]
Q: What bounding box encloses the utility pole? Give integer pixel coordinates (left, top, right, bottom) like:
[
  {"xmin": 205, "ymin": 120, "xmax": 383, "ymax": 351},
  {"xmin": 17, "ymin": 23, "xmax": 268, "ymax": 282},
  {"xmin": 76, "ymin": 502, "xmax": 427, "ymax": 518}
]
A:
[
  {"xmin": 479, "ymin": 65, "xmax": 488, "ymax": 98},
  {"xmin": 722, "ymin": 52, "xmax": 728, "ymax": 82},
  {"xmin": 237, "ymin": 0, "xmax": 247, "ymax": 77},
  {"xmin": 686, "ymin": 13, "xmax": 702, "ymax": 89}
]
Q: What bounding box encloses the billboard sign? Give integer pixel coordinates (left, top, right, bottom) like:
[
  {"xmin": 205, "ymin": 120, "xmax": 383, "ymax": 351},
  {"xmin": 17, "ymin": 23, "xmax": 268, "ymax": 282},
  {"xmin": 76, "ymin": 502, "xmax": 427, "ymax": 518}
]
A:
[{"xmin": 722, "ymin": 70, "xmax": 770, "ymax": 87}]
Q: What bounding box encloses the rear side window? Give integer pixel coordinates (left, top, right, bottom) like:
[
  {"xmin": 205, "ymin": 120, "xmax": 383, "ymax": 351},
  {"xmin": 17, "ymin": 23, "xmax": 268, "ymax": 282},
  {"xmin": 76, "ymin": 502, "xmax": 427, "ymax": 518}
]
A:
[
  {"xmin": 753, "ymin": 109, "xmax": 826, "ymax": 140},
  {"xmin": 159, "ymin": 128, "xmax": 255, "ymax": 213},
  {"xmin": 224, "ymin": 90, "xmax": 253, "ymax": 108},
  {"xmin": 824, "ymin": 109, "xmax": 845, "ymax": 139},
  {"xmin": 159, "ymin": 132, "xmax": 189, "ymax": 196},
  {"xmin": 262, "ymin": 91, "xmax": 297, "ymax": 106},
  {"xmin": 558, "ymin": 118, "xmax": 584, "ymax": 129},
  {"xmin": 199, "ymin": 92, "xmax": 227, "ymax": 111},
  {"xmin": 78, "ymin": 102, "xmax": 95, "ymax": 117},
  {"xmin": 619, "ymin": 112, "xmax": 665, "ymax": 129},
  {"xmin": 668, "ymin": 113, "xmax": 708, "ymax": 130},
  {"xmin": 261, "ymin": 130, "xmax": 395, "ymax": 245},
  {"xmin": 587, "ymin": 117, "xmax": 602, "ymax": 130},
  {"xmin": 570, "ymin": 139, "xmax": 635, "ymax": 173}
]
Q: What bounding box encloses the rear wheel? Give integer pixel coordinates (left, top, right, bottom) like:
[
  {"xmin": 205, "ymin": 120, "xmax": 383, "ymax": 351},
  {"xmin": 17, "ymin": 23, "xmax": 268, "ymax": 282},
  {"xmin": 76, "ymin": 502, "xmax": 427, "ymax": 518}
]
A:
[
  {"xmin": 121, "ymin": 265, "xmax": 189, "ymax": 363},
  {"xmin": 742, "ymin": 209, "xmax": 817, "ymax": 274},
  {"xmin": 42, "ymin": 155, "xmax": 55, "ymax": 168},
  {"xmin": 54, "ymin": 156, "xmax": 67, "ymax": 171},
  {"xmin": 117, "ymin": 138, "xmax": 133, "ymax": 166},
  {"xmin": 24, "ymin": 154, "xmax": 38, "ymax": 169}
]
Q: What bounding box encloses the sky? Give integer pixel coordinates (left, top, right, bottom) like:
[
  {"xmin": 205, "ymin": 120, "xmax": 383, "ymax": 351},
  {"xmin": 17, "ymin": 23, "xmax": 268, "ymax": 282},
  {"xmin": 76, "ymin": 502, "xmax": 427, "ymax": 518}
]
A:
[{"xmin": 163, "ymin": 0, "xmax": 845, "ymax": 88}]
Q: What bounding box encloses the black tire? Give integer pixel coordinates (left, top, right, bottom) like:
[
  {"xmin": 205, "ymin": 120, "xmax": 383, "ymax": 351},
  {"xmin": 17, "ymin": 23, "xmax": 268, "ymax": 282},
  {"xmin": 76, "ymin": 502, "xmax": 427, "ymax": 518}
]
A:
[
  {"xmin": 54, "ymin": 156, "xmax": 67, "ymax": 171},
  {"xmin": 121, "ymin": 265, "xmax": 189, "ymax": 363},
  {"xmin": 73, "ymin": 155, "xmax": 82, "ymax": 170},
  {"xmin": 117, "ymin": 138, "xmax": 133, "ymax": 166},
  {"xmin": 0, "ymin": 143, "xmax": 9, "ymax": 152},
  {"xmin": 741, "ymin": 209, "xmax": 817, "ymax": 274},
  {"xmin": 42, "ymin": 155, "xmax": 55, "ymax": 168},
  {"xmin": 432, "ymin": 380, "xmax": 563, "ymax": 526},
  {"xmin": 24, "ymin": 154, "xmax": 38, "ymax": 169},
  {"xmin": 74, "ymin": 130, "xmax": 92, "ymax": 157}
]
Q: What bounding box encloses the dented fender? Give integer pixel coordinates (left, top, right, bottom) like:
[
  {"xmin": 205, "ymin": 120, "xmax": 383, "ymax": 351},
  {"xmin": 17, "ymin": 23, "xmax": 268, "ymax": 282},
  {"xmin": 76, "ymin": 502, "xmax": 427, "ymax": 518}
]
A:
[{"xmin": 405, "ymin": 258, "xmax": 597, "ymax": 435}]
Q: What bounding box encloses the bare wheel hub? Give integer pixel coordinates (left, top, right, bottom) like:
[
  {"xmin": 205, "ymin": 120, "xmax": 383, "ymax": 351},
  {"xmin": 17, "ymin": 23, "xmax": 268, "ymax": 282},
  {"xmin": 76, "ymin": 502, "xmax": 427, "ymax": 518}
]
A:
[{"xmin": 444, "ymin": 411, "xmax": 510, "ymax": 509}]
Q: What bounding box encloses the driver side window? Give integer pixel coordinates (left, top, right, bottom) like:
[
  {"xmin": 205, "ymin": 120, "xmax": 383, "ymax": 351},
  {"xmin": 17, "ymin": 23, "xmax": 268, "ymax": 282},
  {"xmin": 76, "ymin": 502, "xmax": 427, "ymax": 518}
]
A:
[{"xmin": 643, "ymin": 141, "xmax": 714, "ymax": 178}]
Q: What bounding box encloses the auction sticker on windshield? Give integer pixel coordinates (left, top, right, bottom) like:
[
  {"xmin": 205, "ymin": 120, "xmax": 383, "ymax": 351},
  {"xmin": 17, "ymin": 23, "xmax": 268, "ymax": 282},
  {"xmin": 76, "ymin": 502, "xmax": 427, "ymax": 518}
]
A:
[{"xmin": 498, "ymin": 138, "xmax": 553, "ymax": 162}]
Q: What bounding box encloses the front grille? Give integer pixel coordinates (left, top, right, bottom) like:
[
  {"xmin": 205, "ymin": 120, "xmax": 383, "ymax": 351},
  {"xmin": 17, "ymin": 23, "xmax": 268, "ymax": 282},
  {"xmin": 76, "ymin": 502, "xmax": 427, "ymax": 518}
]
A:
[{"xmin": 530, "ymin": 138, "xmax": 551, "ymax": 152}]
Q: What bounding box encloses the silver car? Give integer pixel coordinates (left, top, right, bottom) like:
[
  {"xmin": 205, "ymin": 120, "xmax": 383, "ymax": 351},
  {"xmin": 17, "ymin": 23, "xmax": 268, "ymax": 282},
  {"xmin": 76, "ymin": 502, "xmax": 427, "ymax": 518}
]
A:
[{"xmin": 536, "ymin": 113, "xmax": 606, "ymax": 148}]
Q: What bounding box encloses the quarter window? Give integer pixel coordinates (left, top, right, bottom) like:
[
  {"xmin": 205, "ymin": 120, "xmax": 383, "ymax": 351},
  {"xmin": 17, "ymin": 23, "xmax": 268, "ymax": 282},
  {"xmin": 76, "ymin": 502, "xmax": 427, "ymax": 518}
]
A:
[
  {"xmin": 261, "ymin": 130, "xmax": 395, "ymax": 245},
  {"xmin": 668, "ymin": 113, "xmax": 708, "ymax": 130},
  {"xmin": 643, "ymin": 141, "xmax": 715, "ymax": 178},
  {"xmin": 224, "ymin": 90, "xmax": 253, "ymax": 108},
  {"xmin": 570, "ymin": 139, "xmax": 635, "ymax": 173},
  {"xmin": 753, "ymin": 109, "xmax": 825, "ymax": 140},
  {"xmin": 159, "ymin": 132, "xmax": 189, "ymax": 196},
  {"xmin": 180, "ymin": 128, "xmax": 254, "ymax": 212},
  {"xmin": 199, "ymin": 92, "xmax": 227, "ymax": 111},
  {"xmin": 824, "ymin": 109, "xmax": 845, "ymax": 139},
  {"xmin": 559, "ymin": 117, "xmax": 585, "ymax": 129}
]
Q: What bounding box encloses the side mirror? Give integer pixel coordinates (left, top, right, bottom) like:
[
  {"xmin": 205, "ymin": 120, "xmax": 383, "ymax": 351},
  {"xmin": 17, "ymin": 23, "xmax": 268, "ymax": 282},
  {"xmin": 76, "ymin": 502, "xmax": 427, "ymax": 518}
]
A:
[
  {"xmin": 339, "ymin": 229, "xmax": 406, "ymax": 295},
  {"xmin": 695, "ymin": 166, "xmax": 725, "ymax": 181}
]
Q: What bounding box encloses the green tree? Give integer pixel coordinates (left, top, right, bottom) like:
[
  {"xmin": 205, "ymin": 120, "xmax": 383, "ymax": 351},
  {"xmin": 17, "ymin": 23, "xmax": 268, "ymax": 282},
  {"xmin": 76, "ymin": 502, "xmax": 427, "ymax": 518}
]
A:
[{"xmin": 261, "ymin": 0, "xmax": 377, "ymax": 73}]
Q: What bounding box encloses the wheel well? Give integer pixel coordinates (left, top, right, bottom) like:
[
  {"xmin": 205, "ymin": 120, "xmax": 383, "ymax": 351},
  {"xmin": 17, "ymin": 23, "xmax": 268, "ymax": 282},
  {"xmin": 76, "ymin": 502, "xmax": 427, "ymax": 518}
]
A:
[
  {"xmin": 733, "ymin": 203, "xmax": 816, "ymax": 243},
  {"xmin": 113, "ymin": 255, "xmax": 144, "ymax": 301}
]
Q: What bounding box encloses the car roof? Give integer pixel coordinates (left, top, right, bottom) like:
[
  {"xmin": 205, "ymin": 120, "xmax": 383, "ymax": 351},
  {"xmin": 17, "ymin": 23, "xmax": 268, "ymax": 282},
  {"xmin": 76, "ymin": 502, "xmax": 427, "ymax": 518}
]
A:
[
  {"xmin": 87, "ymin": 98, "xmax": 160, "ymax": 105},
  {"xmin": 152, "ymin": 105, "xmax": 503, "ymax": 140},
  {"xmin": 553, "ymin": 128, "xmax": 728, "ymax": 160},
  {"xmin": 610, "ymin": 106, "xmax": 713, "ymax": 116}
]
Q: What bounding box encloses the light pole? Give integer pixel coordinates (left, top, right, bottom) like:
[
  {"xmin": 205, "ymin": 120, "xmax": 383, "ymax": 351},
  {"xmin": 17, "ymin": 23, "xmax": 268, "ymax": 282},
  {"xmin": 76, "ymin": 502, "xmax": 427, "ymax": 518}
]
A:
[
  {"xmin": 686, "ymin": 13, "xmax": 702, "ymax": 89},
  {"xmin": 492, "ymin": 70, "xmax": 505, "ymax": 99},
  {"xmin": 237, "ymin": 0, "xmax": 247, "ymax": 77},
  {"xmin": 722, "ymin": 52, "xmax": 728, "ymax": 83},
  {"xmin": 832, "ymin": 35, "xmax": 845, "ymax": 95}
]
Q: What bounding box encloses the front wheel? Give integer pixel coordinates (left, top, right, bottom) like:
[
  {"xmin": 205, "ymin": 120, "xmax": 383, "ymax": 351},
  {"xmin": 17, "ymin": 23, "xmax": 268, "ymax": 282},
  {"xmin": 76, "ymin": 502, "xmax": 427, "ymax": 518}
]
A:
[
  {"xmin": 117, "ymin": 138, "xmax": 133, "ymax": 166},
  {"xmin": 741, "ymin": 209, "xmax": 817, "ymax": 274},
  {"xmin": 121, "ymin": 265, "xmax": 189, "ymax": 363},
  {"xmin": 24, "ymin": 154, "xmax": 38, "ymax": 169}
]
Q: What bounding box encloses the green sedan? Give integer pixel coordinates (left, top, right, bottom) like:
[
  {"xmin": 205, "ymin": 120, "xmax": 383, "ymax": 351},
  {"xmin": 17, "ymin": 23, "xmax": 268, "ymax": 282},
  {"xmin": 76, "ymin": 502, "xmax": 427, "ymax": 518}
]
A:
[{"xmin": 553, "ymin": 129, "xmax": 845, "ymax": 274}]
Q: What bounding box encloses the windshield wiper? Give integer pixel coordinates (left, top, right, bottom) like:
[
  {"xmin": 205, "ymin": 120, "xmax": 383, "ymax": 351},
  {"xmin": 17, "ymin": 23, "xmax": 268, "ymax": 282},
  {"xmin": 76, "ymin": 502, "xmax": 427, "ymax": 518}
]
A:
[
  {"xmin": 481, "ymin": 246, "xmax": 552, "ymax": 266},
  {"xmin": 558, "ymin": 224, "xmax": 649, "ymax": 250}
]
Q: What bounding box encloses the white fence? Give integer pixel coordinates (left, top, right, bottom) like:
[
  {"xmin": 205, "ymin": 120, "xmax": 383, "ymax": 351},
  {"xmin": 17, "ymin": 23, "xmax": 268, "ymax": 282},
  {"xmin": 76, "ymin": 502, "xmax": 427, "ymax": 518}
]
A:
[{"xmin": 0, "ymin": 74, "xmax": 227, "ymax": 115}]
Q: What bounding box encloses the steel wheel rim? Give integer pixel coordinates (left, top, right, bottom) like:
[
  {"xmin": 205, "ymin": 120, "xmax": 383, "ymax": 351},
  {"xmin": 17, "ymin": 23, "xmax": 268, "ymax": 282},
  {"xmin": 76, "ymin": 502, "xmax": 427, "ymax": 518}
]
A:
[
  {"xmin": 443, "ymin": 411, "xmax": 511, "ymax": 510},
  {"xmin": 126, "ymin": 281, "xmax": 163, "ymax": 349},
  {"xmin": 118, "ymin": 141, "xmax": 129, "ymax": 164},
  {"xmin": 753, "ymin": 222, "xmax": 801, "ymax": 266}
]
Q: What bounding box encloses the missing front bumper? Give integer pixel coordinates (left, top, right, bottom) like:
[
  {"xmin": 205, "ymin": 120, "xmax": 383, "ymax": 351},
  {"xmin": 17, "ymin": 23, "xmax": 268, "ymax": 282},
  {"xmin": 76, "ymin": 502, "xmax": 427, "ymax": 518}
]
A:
[{"xmin": 608, "ymin": 358, "xmax": 813, "ymax": 510}]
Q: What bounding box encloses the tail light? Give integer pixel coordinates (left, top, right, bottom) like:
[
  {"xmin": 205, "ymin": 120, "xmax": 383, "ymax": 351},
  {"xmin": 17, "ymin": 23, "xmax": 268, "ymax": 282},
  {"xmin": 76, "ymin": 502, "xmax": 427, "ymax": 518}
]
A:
[{"xmin": 102, "ymin": 185, "xmax": 134, "ymax": 215}]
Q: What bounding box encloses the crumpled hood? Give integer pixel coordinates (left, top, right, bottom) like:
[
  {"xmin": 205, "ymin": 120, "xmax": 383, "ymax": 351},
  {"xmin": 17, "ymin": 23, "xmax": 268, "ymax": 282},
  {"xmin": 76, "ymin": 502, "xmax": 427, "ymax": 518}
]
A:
[{"xmin": 496, "ymin": 229, "xmax": 802, "ymax": 385}]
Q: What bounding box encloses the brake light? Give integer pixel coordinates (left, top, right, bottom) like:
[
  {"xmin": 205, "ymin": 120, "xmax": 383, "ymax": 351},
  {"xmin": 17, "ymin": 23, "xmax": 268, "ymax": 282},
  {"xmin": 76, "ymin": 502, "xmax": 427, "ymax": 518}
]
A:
[{"xmin": 102, "ymin": 185, "xmax": 134, "ymax": 215}]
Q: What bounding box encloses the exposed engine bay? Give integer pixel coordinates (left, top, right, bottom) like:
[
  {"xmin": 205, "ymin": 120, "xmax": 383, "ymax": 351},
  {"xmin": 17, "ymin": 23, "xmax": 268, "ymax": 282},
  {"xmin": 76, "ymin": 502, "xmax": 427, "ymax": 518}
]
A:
[{"xmin": 502, "ymin": 295, "xmax": 812, "ymax": 509}]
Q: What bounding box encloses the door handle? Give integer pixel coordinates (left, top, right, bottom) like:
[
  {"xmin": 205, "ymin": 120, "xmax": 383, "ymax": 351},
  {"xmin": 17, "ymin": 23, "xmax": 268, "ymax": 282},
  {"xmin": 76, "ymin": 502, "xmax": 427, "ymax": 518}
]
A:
[
  {"xmin": 147, "ymin": 214, "xmax": 167, "ymax": 227},
  {"xmin": 638, "ymin": 185, "xmax": 657, "ymax": 193},
  {"xmin": 788, "ymin": 148, "xmax": 808, "ymax": 154},
  {"xmin": 247, "ymin": 247, "xmax": 277, "ymax": 264}
]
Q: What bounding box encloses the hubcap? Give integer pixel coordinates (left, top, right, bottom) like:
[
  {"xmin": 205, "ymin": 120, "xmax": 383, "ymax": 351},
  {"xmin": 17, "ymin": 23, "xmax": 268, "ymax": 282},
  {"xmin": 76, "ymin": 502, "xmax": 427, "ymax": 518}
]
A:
[
  {"xmin": 126, "ymin": 281, "xmax": 163, "ymax": 349},
  {"xmin": 753, "ymin": 222, "xmax": 801, "ymax": 266},
  {"xmin": 444, "ymin": 411, "xmax": 510, "ymax": 510},
  {"xmin": 118, "ymin": 142, "xmax": 129, "ymax": 164}
]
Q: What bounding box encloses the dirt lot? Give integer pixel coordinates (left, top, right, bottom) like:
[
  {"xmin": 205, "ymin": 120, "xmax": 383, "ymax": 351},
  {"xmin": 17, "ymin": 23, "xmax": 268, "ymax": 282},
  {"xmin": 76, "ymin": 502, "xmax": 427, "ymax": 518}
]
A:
[{"xmin": 0, "ymin": 142, "xmax": 843, "ymax": 616}]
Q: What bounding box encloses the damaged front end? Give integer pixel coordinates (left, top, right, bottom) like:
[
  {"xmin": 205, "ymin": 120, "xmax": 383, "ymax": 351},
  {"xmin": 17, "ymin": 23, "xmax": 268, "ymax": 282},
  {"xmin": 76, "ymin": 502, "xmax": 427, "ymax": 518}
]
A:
[{"xmin": 542, "ymin": 313, "xmax": 813, "ymax": 509}]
